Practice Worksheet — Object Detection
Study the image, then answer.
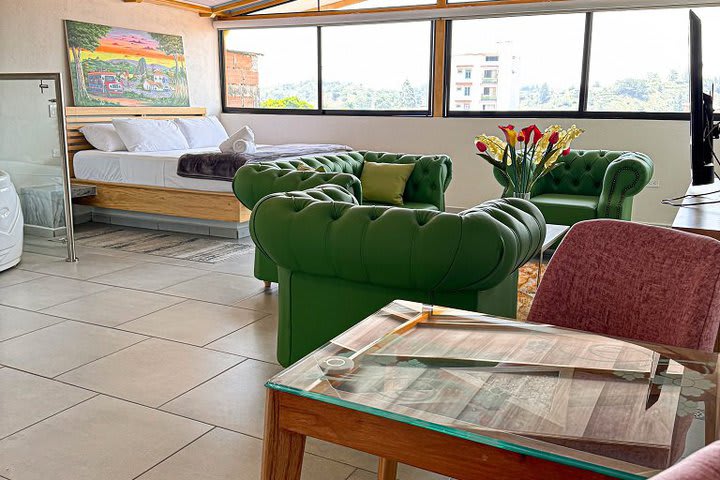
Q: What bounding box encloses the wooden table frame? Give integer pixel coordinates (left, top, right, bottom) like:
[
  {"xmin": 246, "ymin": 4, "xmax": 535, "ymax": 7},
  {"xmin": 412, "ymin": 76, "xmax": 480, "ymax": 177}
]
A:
[{"xmin": 261, "ymin": 389, "xmax": 617, "ymax": 480}]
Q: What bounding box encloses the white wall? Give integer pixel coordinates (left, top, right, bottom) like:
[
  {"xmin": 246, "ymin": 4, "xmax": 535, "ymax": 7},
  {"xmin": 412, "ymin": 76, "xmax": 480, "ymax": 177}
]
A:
[
  {"xmin": 222, "ymin": 114, "xmax": 691, "ymax": 225},
  {"xmin": 0, "ymin": 0, "xmax": 220, "ymax": 114}
]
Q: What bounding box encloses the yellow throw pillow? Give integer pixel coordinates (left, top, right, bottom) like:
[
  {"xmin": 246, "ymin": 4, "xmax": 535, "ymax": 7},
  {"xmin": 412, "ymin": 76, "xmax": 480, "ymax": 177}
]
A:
[{"xmin": 360, "ymin": 161, "xmax": 415, "ymax": 206}]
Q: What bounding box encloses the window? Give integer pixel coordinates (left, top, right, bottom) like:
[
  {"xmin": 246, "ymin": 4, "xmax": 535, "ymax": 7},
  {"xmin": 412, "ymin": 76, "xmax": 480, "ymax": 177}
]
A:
[
  {"xmin": 222, "ymin": 21, "xmax": 432, "ymax": 114},
  {"xmin": 222, "ymin": 27, "xmax": 318, "ymax": 110},
  {"xmin": 463, "ymin": 86, "xmax": 471, "ymax": 96},
  {"xmin": 321, "ymin": 21, "xmax": 432, "ymax": 111},
  {"xmin": 464, "ymin": 69, "xmax": 472, "ymax": 79},
  {"xmin": 587, "ymin": 9, "xmax": 689, "ymax": 112},
  {"xmin": 250, "ymin": 0, "xmax": 434, "ymax": 15},
  {"xmin": 449, "ymin": 14, "xmax": 585, "ymax": 112}
]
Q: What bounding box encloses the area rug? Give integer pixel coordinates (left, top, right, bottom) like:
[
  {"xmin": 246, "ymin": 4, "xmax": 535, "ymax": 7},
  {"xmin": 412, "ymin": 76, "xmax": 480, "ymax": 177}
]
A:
[
  {"xmin": 68, "ymin": 223, "xmax": 254, "ymax": 264},
  {"xmin": 517, "ymin": 262, "xmax": 545, "ymax": 321}
]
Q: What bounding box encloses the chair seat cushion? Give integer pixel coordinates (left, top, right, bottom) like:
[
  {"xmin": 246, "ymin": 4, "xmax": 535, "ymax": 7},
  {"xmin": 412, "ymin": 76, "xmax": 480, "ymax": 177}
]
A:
[
  {"xmin": 363, "ymin": 200, "xmax": 439, "ymax": 210},
  {"xmin": 531, "ymin": 193, "xmax": 598, "ymax": 226}
]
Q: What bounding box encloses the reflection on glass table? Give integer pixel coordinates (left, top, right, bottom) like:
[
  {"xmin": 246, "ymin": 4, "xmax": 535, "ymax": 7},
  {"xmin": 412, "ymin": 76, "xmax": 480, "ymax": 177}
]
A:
[{"xmin": 266, "ymin": 301, "xmax": 719, "ymax": 479}]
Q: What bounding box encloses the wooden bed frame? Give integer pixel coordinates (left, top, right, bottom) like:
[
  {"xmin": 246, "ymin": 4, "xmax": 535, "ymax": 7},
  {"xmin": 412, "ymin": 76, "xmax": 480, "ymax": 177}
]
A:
[{"xmin": 66, "ymin": 106, "xmax": 251, "ymax": 223}]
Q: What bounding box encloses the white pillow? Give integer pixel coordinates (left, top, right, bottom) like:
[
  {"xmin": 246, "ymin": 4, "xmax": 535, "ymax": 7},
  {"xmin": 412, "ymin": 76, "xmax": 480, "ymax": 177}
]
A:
[
  {"xmin": 174, "ymin": 116, "xmax": 228, "ymax": 148},
  {"xmin": 79, "ymin": 124, "xmax": 126, "ymax": 152},
  {"xmin": 112, "ymin": 118, "xmax": 190, "ymax": 152}
]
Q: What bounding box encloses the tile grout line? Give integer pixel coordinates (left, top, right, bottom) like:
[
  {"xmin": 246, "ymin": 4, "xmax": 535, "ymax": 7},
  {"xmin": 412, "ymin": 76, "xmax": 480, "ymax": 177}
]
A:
[
  {"xmin": 0, "ymin": 393, "xmax": 100, "ymax": 443},
  {"xmin": 51, "ymin": 336, "xmax": 151, "ymax": 379},
  {"xmin": 129, "ymin": 426, "xmax": 217, "ymax": 480},
  {"xmin": 0, "ymin": 273, "xmax": 268, "ymax": 324},
  {"xmin": 155, "ymin": 356, "xmax": 249, "ymax": 410},
  {"xmin": 199, "ymin": 311, "xmax": 273, "ymax": 348}
]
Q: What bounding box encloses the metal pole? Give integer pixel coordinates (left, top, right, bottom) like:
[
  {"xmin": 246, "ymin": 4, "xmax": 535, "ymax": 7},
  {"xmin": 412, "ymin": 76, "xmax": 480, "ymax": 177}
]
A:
[{"xmin": 54, "ymin": 73, "xmax": 77, "ymax": 262}]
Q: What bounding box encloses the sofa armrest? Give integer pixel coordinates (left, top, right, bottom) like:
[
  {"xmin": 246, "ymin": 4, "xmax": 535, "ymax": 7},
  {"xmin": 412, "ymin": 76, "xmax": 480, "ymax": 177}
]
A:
[
  {"xmin": 598, "ymin": 152, "xmax": 654, "ymax": 219},
  {"xmin": 360, "ymin": 151, "xmax": 452, "ymax": 210},
  {"xmin": 250, "ymin": 196, "xmax": 544, "ymax": 292},
  {"xmin": 232, "ymin": 163, "xmax": 362, "ymax": 210}
]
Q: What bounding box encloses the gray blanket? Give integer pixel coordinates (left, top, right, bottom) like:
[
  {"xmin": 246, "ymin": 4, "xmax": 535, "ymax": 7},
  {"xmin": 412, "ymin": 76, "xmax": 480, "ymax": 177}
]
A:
[{"xmin": 177, "ymin": 143, "xmax": 352, "ymax": 182}]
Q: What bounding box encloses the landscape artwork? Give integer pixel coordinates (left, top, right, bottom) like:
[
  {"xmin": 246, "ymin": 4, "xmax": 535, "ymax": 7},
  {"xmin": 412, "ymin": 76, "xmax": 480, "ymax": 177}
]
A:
[{"xmin": 64, "ymin": 20, "xmax": 190, "ymax": 107}]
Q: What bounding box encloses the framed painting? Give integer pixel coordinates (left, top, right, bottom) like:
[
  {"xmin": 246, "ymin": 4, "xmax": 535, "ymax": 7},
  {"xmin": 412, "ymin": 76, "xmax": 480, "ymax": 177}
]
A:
[{"xmin": 64, "ymin": 20, "xmax": 190, "ymax": 107}]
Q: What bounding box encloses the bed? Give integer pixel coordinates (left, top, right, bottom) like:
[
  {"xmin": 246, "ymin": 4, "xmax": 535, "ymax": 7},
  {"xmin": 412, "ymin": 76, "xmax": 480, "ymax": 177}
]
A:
[{"xmin": 66, "ymin": 106, "xmax": 251, "ymax": 223}]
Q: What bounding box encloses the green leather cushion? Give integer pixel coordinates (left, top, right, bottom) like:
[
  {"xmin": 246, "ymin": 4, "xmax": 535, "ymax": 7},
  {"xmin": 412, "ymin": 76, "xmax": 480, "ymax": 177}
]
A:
[
  {"xmin": 360, "ymin": 161, "xmax": 415, "ymax": 206},
  {"xmin": 531, "ymin": 193, "xmax": 598, "ymax": 226},
  {"xmin": 363, "ymin": 200, "xmax": 439, "ymax": 211}
]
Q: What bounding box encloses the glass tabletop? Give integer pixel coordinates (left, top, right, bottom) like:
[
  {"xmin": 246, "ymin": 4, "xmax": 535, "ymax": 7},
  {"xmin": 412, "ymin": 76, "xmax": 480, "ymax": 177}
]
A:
[{"xmin": 267, "ymin": 301, "xmax": 719, "ymax": 479}]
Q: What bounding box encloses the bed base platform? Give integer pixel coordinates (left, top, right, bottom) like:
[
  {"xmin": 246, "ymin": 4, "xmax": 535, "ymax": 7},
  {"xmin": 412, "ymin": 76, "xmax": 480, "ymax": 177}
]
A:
[{"xmin": 72, "ymin": 180, "xmax": 250, "ymax": 223}]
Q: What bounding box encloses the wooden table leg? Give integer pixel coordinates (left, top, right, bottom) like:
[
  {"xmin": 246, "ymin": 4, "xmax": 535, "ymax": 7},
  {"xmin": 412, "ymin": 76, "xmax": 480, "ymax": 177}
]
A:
[
  {"xmin": 262, "ymin": 389, "xmax": 306, "ymax": 480},
  {"xmin": 378, "ymin": 458, "xmax": 398, "ymax": 480}
]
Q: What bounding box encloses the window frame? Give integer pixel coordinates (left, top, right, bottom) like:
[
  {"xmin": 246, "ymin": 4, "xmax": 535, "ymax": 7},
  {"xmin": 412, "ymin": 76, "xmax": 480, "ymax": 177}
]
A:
[
  {"xmin": 219, "ymin": 6, "xmax": 711, "ymax": 120},
  {"xmin": 220, "ymin": 20, "xmax": 435, "ymax": 117},
  {"xmin": 444, "ymin": 10, "xmax": 697, "ymax": 121}
]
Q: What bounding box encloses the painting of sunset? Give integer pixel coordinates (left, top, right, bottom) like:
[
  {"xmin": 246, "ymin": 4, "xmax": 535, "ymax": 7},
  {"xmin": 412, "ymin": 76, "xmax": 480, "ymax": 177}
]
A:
[{"xmin": 64, "ymin": 20, "xmax": 190, "ymax": 107}]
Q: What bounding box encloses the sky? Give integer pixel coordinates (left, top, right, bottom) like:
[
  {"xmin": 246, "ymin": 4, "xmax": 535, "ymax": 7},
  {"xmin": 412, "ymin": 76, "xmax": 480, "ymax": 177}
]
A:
[{"xmin": 225, "ymin": 21, "xmax": 431, "ymax": 90}]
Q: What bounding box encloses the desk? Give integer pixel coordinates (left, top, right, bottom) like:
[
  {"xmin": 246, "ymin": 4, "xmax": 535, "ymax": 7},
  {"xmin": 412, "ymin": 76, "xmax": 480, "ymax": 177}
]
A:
[
  {"xmin": 672, "ymin": 180, "xmax": 720, "ymax": 240},
  {"xmin": 262, "ymin": 301, "xmax": 719, "ymax": 480}
]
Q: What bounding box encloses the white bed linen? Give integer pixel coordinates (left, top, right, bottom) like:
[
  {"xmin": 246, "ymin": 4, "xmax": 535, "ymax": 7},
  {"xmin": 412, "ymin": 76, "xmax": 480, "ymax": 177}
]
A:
[{"xmin": 72, "ymin": 148, "xmax": 233, "ymax": 193}]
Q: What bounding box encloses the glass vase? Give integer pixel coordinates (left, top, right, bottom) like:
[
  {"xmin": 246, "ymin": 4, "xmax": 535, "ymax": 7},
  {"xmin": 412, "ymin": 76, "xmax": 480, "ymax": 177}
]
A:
[{"xmin": 513, "ymin": 192, "xmax": 531, "ymax": 200}]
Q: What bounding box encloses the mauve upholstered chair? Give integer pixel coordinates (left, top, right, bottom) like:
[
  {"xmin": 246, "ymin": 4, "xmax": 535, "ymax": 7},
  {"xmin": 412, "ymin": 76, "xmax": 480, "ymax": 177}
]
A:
[
  {"xmin": 528, "ymin": 219, "xmax": 720, "ymax": 352},
  {"xmin": 651, "ymin": 441, "xmax": 720, "ymax": 479}
]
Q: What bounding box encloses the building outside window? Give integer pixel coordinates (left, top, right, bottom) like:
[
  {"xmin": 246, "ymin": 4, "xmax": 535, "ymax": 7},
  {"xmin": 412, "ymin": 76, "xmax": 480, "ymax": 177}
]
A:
[
  {"xmin": 464, "ymin": 69, "xmax": 472, "ymax": 79},
  {"xmin": 449, "ymin": 14, "xmax": 585, "ymax": 112},
  {"xmin": 463, "ymin": 86, "xmax": 471, "ymax": 96}
]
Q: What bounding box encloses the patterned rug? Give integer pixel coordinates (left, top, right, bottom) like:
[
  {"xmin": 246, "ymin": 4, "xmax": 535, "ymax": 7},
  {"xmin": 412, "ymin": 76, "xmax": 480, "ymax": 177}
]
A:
[
  {"xmin": 69, "ymin": 223, "xmax": 254, "ymax": 264},
  {"xmin": 517, "ymin": 262, "xmax": 545, "ymax": 321}
]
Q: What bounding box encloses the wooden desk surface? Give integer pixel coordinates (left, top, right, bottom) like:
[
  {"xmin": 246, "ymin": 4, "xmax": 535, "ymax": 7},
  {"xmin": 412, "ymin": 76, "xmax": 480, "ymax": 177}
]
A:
[{"xmin": 672, "ymin": 179, "xmax": 720, "ymax": 240}]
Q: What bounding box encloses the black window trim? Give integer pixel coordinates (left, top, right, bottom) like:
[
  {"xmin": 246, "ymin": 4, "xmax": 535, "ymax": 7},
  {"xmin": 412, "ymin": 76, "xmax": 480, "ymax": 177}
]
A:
[
  {"xmin": 220, "ymin": 21, "xmax": 435, "ymax": 117},
  {"xmin": 221, "ymin": 6, "xmax": 713, "ymax": 121},
  {"xmin": 445, "ymin": 9, "xmax": 702, "ymax": 121}
]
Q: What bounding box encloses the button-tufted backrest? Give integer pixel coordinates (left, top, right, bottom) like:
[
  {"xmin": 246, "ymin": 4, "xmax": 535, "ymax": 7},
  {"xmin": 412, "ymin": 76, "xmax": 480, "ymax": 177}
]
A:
[
  {"xmin": 273, "ymin": 152, "xmax": 365, "ymax": 174},
  {"xmin": 250, "ymin": 193, "xmax": 544, "ymax": 292},
  {"xmin": 532, "ymin": 150, "xmax": 625, "ymax": 197},
  {"xmin": 358, "ymin": 151, "xmax": 453, "ymax": 209}
]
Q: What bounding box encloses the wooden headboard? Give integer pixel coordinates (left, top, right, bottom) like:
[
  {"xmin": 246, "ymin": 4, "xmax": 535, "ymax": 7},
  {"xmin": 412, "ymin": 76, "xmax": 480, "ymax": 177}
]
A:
[{"xmin": 65, "ymin": 106, "xmax": 206, "ymax": 177}]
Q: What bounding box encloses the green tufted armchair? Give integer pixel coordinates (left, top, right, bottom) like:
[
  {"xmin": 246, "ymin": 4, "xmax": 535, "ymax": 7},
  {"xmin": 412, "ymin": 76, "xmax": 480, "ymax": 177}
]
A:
[
  {"xmin": 234, "ymin": 150, "xmax": 453, "ymax": 284},
  {"xmin": 250, "ymin": 186, "xmax": 545, "ymax": 366},
  {"xmin": 493, "ymin": 150, "xmax": 654, "ymax": 226}
]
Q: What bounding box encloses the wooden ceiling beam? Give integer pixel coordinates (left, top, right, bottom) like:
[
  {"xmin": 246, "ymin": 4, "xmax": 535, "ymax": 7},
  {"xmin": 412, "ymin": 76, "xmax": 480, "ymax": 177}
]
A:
[
  {"xmin": 211, "ymin": 0, "xmax": 265, "ymax": 14},
  {"xmin": 217, "ymin": 0, "xmax": 568, "ymax": 19},
  {"xmin": 123, "ymin": 0, "xmax": 213, "ymax": 14}
]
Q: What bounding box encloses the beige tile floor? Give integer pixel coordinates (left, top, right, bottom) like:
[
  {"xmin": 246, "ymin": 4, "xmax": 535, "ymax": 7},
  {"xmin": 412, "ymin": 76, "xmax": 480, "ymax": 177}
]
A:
[{"xmin": 0, "ymin": 237, "xmax": 446, "ymax": 480}]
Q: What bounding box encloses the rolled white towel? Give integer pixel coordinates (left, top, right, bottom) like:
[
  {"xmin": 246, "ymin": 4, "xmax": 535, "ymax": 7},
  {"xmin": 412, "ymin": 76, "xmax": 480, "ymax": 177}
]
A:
[
  {"xmin": 234, "ymin": 139, "xmax": 257, "ymax": 154},
  {"xmin": 220, "ymin": 126, "xmax": 255, "ymax": 153}
]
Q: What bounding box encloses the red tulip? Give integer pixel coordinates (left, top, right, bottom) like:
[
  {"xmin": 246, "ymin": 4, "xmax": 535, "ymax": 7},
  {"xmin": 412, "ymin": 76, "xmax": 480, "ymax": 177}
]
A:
[
  {"xmin": 522, "ymin": 125, "xmax": 542, "ymax": 145},
  {"xmin": 517, "ymin": 133, "xmax": 526, "ymax": 143},
  {"xmin": 562, "ymin": 147, "xmax": 571, "ymax": 156},
  {"xmin": 475, "ymin": 141, "xmax": 487, "ymax": 153},
  {"xmin": 548, "ymin": 131, "xmax": 560, "ymax": 145}
]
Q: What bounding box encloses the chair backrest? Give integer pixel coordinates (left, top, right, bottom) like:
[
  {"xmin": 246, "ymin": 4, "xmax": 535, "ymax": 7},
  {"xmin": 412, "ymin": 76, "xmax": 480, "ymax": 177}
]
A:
[
  {"xmin": 651, "ymin": 441, "xmax": 720, "ymax": 479},
  {"xmin": 528, "ymin": 219, "xmax": 720, "ymax": 352},
  {"xmin": 532, "ymin": 150, "xmax": 626, "ymax": 197}
]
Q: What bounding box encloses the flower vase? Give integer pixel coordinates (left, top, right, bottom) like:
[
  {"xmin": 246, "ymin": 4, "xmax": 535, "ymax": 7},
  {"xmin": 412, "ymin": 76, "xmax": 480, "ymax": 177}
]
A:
[{"xmin": 514, "ymin": 192, "xmax": 531, "ymax": 201}]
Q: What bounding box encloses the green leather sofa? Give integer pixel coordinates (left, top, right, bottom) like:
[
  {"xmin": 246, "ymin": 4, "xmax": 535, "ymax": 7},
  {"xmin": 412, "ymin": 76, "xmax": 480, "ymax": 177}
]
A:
[
  {"xmin": 250, "ymin": 186, "xmax": 545, "ymax": 366},
  {"xmin": 234, "ymin": 151, "xmax": 453, "ymax": 283},
  {"xmin": 493, "ymin": 150, "xmax": 654, "ymax": 225}
]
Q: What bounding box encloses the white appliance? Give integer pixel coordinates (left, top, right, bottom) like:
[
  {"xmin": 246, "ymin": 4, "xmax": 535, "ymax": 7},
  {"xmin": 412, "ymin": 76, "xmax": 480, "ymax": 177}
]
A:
[{"xmin": 0, "ymin": 170, "xmax": 23, "ymax": 271}]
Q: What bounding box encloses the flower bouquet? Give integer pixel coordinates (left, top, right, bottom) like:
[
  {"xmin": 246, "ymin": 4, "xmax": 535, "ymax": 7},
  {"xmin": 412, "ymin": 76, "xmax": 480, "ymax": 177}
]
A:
[{"xmin": 475, "ymin": 124, "xmax": 584, "ymax": 199}]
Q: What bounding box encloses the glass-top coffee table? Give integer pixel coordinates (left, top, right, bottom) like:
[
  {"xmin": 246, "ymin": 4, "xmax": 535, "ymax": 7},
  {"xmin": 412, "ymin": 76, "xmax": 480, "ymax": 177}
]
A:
[{"xmin": 261, "ymin": 301, "xmax": 719, "ymax": 480}]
